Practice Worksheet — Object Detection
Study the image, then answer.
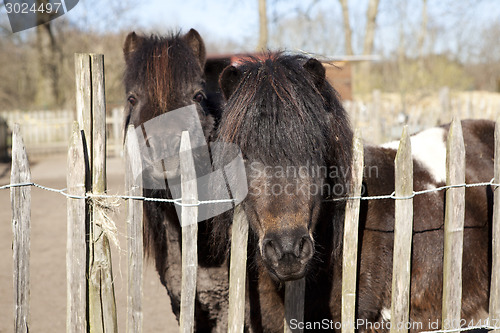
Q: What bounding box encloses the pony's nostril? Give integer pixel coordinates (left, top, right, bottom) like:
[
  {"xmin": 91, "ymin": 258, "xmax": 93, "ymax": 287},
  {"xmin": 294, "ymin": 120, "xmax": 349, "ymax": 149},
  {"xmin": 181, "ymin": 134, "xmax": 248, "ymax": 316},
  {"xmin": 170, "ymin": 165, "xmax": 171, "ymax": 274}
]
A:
[
  {"xmin": 296, "ymin": 236, "xmax": 313, "ymax": 260},
  {"xmin": 263, "ymin": 239, "xmax": 282, "ymax": 264}
]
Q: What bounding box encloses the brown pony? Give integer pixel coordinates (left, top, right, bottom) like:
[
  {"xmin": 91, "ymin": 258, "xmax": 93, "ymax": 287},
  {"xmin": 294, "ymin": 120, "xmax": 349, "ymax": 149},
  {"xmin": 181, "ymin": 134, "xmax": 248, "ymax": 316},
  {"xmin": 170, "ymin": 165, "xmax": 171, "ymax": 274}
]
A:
[
  {"xmin": 215, "ymin": 53, "xmax": 352, "ymax": 331},
  {"xmin": 216, "ymin": 53, "xmax": 494, "ymax": 332},
  {"xmin": 123, "ymin": 29, "xmax": 229, "ymax": 332}
]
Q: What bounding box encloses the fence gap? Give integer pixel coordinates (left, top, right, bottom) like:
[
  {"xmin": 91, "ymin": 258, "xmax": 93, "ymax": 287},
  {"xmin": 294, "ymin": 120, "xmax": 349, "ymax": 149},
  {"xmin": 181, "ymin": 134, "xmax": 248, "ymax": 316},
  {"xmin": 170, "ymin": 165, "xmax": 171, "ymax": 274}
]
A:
[
  {"xmin": 179, "ymin": 131, "xmax": 199, "ymax": 333},
  {"xmin": 11, "ymin": 124, "xmax": 31, "ymax": 333},
  {"xmin": 66, "ymin": 122, "xmax": 87, "ymax": 332},
  {"xmin": 490, "ymin": 118, "xmax": 500, "ymax": 332},
  {"xmin": 125, "ymin": 125, "xmax": 144, "ymax": 333},
  {"xmin": 442, "ymin": 118, "xmax": 466, "ymax": 332},
  {"xmin": 228, "ymin": 205, "xmax": 249, "ymax": 333},
  {"xmin": 341, "ymin": 129, "xmax": 364, "ymax": 333},
  {"xmin": 390, "ymin": 126, "xmax": 414, "ymax": 333},
  {"xmin": 75, "ymin": 53, "xmax": 117, "ymax": 333}
]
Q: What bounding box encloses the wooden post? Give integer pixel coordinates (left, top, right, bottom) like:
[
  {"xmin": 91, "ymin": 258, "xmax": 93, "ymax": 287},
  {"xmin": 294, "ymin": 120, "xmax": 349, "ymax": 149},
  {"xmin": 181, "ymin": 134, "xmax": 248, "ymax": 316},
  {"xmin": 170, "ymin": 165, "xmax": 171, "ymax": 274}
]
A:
[
  {"xmin": 284, "ymin": 278, "xmax": 306, "ymax": 333},
  {"xmin": 125, "ymin": 125, "xmax": 144, "ymax": 333},
  {"xmin": 75, "ymin": 54, "xmax": 92, "ymax": 154},
  {"xmin": 66, "ymin": 122, "xmax": 87, "ymax": 332},
  {"xmin": 227, "ymin": 205, "xmax": 249, "ymax": 333},
  {"xmin": 341, "ymin": 129, "xmax": 364, "ymax": 333},
  {"xmin": 390, "ymin": 126, "xmax": 414, "ymax": 333},
  {"xmin": 442, "ymin": 118, "xmax": 465, "ymax": 332},
  {"xmin": 75, "ymin": 53, "xmax": 117, "ymax": 333},
  {"xmin": 11, "ymin": 124, "xmax": 31, "ymax": 333},
  {"xmin": 490, "ymin": 117, "xmax": 500, "ymax": 332},
  {"xmin": 179, "ymin": 131, "xmax": 198, "ymax": 333}
]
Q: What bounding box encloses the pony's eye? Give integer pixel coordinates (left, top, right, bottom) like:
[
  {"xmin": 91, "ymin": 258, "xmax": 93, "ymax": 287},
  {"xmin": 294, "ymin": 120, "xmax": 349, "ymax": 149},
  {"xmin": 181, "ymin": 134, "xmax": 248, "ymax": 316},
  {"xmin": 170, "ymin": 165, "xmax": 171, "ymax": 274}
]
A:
[
  {"xmin": 128, "ymin": 96, "xmax": 137, "ymax": 106},
  {"xmin": 193, "ymin": 92, "xmax": 205, "ymax": 103}
]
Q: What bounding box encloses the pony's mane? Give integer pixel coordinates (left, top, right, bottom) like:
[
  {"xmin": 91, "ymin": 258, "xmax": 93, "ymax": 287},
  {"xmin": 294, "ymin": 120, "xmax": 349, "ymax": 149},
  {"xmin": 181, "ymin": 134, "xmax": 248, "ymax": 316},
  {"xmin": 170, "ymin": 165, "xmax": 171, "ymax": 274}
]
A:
[
  {"xmin": 217, "ymin": 53, "xmax": 352, "ymax": 172},
  {"xmin": 123, "ymin": 32, "xmax": 203, "ymax": 114}
]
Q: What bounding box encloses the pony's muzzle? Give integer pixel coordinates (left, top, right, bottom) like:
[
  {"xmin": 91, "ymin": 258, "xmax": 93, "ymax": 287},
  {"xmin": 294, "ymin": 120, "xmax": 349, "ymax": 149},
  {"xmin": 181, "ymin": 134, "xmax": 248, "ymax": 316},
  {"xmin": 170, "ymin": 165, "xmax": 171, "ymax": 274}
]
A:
[{"xmin": 261, "ymin": 230, "xmax": 314, "ymax": 281}]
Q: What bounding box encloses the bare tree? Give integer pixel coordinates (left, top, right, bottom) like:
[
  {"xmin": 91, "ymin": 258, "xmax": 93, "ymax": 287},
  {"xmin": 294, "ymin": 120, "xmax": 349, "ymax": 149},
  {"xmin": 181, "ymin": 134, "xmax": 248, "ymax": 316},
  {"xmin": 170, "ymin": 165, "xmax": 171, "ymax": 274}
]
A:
[
  {"xmin": 363, "ymin": 0, "xmax": 380, "ymax": 56},
  {"xmin": 338, "ymin": 0, "xmax": 354, "ymax": 55},
  {"xmin": 257, "ymin": 0, "xmax": 268, "ymax": 51},
  {"xmin": 35, "ymin": 0, "xmax": 61, "ymax": 107}
]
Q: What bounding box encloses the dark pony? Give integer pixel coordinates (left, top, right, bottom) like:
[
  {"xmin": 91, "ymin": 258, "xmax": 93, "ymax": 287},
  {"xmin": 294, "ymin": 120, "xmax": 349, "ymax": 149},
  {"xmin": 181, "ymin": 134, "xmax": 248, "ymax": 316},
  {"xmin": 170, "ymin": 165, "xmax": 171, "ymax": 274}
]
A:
[
  {"xmin": 123, "ymin": 29, "xmax": 228, "ymax": 332},
  {"xmin": 216, "ymin": 53, "xmax": 495, "ymax": 332},
  {"xmin": 215, "ymin": 53, "xmax": 353, "ymax": 331}
]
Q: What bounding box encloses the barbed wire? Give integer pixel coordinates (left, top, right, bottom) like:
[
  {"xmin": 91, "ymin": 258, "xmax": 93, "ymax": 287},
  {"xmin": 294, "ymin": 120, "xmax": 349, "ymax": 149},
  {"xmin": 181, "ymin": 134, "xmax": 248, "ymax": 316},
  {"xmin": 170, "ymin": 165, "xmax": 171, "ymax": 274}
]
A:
[
  {"xmin": 329, "ymin": 178, "xmax": 499, "ymax": 202},
  {"xmin": 1, "ymin": 178, "xmax": 498, "ymax": 207},
  {"xmin": 0, "ymin": 181, "xmax": 237, "ymax": 207},
  {"xmin": 420, "ymin": 324, "xmax": 498, "ymax": 333}
]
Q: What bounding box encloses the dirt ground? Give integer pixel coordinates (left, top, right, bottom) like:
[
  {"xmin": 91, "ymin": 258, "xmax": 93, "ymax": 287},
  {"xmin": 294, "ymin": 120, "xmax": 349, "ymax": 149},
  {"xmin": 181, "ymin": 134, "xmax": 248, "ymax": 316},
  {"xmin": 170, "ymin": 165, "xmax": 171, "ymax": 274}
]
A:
[{"xmin": 0, "ymin": 154, "xmax": 178, "ymax": 332}]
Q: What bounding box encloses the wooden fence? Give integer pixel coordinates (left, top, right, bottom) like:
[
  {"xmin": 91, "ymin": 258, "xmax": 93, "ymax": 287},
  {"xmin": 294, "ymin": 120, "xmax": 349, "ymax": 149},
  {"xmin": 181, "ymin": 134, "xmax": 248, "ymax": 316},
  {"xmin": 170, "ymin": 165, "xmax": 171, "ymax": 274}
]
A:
[
  {"xmin": 0, "ymin": 107, "xmax": 122, "ymax": 157},
  {"xmin": 6, "ymin": 53, "xmax": 500, "ymax": 333},
  {"xmin": 344, "ymin": 88, "xmax": 500, "ymax": 145}
]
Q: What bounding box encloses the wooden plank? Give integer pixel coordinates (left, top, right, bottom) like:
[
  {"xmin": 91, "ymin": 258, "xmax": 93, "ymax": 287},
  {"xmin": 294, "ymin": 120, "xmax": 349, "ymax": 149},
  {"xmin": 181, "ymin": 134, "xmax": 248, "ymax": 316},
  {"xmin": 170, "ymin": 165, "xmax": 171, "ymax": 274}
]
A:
[
  {"xmin": 179, "ymin": 131, "xmax": 199, "ymax": 333},
  {"xmin": 341, "ymin": 129, "xmax": 364, "ymax": 333},
  {"xmin": 490, "ymin": 117, "xmax": 500, "ymax": 332},
  {"xmin": 74, "ymin": 53, "xmax": 92, "ymax": 162},
  {"xmin": 284, "ymin": 278, "xmax": 306, "ymax": 333},
  {"xmin": 11, "ymin": 124, "xmax": 31, "ymax": 333},
  {"xmin": 227, "ymin": 205, "xmax": 249, "ymax": 333},
  {"xmin": 125, "ymin": 125, "xmax": 144, "ymax": 333},
  {"xmin": 442, "ymin": 118, "xmax": 466, "ymax": 332},
  {"xmin": 390, "ymin": 126, "xmax": 414, "ymax": 333},
  {"xmin": 86, "ymin": 54, "xmax": 118, "ymax": 333},
  {"xmin": 66, "ymin": 122, "xmax": 87, "ymax": 333}
]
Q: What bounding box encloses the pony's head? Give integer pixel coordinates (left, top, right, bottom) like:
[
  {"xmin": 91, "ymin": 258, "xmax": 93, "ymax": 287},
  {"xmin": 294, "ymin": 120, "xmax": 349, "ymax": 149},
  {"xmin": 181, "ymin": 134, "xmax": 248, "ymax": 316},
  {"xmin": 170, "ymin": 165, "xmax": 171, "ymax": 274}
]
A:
[
  {"xmin": 123, "ymin": 29, "xmax": 214, "ymax": 183},
  {"xmin": 216, "ymin": 54, "xmax": 352, "ymax": 281}
]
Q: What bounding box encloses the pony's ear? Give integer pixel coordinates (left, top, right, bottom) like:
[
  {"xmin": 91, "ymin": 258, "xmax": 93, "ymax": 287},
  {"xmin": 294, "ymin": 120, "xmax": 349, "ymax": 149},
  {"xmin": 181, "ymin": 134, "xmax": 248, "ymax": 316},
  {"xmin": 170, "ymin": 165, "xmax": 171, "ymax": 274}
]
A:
[
  {"xmin": 123, "ymin": 32, "xmax": 143, "ymax": 61},
  {"xmin": 303, "ymin": 58, "xmax": 326, "ymax": 88},
  {"xmin": 183, "ymin": 29, "xmax": 206, "ymax": 69},
  {"xmin": 219, "ymin": 65, "xmax": 242, "ymax": 100}
]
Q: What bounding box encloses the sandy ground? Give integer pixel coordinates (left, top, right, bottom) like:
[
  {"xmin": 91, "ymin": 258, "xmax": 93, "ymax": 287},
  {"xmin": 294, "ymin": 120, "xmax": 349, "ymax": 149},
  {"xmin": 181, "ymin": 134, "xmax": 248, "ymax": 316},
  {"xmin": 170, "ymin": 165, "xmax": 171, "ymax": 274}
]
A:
[{"xmin": 0, "ymin": 154, "xmax": 178, "ymax": 332}]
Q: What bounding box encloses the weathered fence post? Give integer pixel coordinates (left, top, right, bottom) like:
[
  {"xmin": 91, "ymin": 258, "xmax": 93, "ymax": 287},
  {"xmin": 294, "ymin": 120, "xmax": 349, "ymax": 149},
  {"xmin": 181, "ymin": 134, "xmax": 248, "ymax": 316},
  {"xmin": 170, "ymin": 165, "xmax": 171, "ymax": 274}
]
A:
[
  {"xmin": 490, "ymin": 118, "xmax": 500, "ymax": 332},
  {"xmin": 284, "ymin": 278, "xmax": 305, "ymax": 333},
  {"xmin": 11, "ymin": 124, "xmax": 31, "ymax": 333},
  {"xmin": 179, "ymin": 131, "xmax": 198, "ymax": 333},
  {"xmin": 442, "ymin": 118, "xmax": 465, "ymax": 332},
  {"xmin": 341, "ymin": 129, "xmax": 364, "ymax": 333},
  {"xmin": 75, "ymin": 53, "xmax": 117, "ymax": 333},
  {"xmin": 228, "ymin": 205, "xmax": 249, "ymax": 333},
  {"xmin": 66, "ymin": 122, "xmax": 87, "ymax": 332},
  {"xmin": 125, "ymin": 125, "xmax": 143, "ymax": 333},
  {"xmin": 390, "ymin": 126, "xmax": 413, "ymax": 333}
]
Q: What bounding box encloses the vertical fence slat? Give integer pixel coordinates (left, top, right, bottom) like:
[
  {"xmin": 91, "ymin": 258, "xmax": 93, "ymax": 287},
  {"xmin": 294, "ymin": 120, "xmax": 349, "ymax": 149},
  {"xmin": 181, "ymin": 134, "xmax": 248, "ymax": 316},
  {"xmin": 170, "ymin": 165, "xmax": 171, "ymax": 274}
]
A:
[
  {"xmin": 66, "ymin": 122, "xmax": 87, "ymax": 332},
  {"xmin": 442, "ymin": 118, "xmax": 465, "ymax": 332},
  {"xmin": 228, "ymin": 205, "xmax": 249, "ymax": 333},
  {"xmin": 11, "ymin": 124, "xmax": 31, "ymax": 333},
  {"xmin": 75, "ymin": 54, "xmax": 92, "ymax": 155},
  {"xmin": 390, "ymin": 126, "xmax": 414, "ymax": 333},
  {"xmin": 179, "ymin": 131, "xmax": 198, "ymax": 333},
  {"xmin": 284, "ymin": 278, "xmax": 305, "ymax": 333},
  {"xmin": 89, "ymin": 54, "xmax": 117, "ymax": 333},
  {"xmin": 125, "ymin": 125, "xmax": 143, "ymax": 333},
  {"xmin": 490, "ymin": 118, "xmax": 500, "ymax": 332},
  {"xmin": 341, "ymin": 129, "xmax": 364, "ymax": 333},
  {"xmin": 75, "ymin": 53, "xmax": 118, "ymax": 333}
]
